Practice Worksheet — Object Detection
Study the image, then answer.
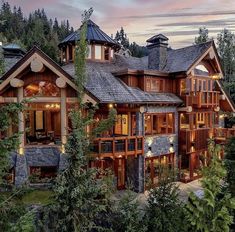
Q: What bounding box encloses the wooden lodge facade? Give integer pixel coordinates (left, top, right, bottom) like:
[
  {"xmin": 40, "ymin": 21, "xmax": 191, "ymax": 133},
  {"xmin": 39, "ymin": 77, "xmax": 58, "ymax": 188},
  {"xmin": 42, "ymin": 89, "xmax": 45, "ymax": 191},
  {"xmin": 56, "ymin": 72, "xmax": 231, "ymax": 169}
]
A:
[{"xmin": 1, "ymin": 20, "xmax": 235, "ymax": 191}]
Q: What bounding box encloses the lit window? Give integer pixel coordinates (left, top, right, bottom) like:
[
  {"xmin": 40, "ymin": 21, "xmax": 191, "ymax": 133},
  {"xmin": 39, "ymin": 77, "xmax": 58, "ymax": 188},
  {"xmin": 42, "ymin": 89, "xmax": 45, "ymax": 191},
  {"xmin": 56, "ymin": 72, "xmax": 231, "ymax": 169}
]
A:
[
  {"xmin": 110, "ymin": 49, "xmax": 114, "ymax": 58},
  {"xmin": 87, "ymin": 45, "xmax": 92, "ymax": 59},
  {"xmin": 24, "ymin": 81, "xmax": 60, "ymax": 97},
  {"xmin": 95, "ymin": 45, "xmax": 102, "ymax": 59},
  {"xmin": 144, "ymin": 113, "xmax": 174, "ymax": 135}
]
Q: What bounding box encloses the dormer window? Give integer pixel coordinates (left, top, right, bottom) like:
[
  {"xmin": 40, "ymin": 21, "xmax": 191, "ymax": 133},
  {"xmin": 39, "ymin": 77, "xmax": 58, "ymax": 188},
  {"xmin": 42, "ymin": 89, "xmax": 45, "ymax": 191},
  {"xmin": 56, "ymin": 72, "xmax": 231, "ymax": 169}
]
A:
[
  {"xmin": 59, "ymin": 19, "xmax": 119, "ymax": 63},
  {"xmin": 95, "ymin": 45, "xmax": 102, "ymax": 59},
  {"xmin": 110, "ymin": 49, "xmax": 114, "ymax": 58}
]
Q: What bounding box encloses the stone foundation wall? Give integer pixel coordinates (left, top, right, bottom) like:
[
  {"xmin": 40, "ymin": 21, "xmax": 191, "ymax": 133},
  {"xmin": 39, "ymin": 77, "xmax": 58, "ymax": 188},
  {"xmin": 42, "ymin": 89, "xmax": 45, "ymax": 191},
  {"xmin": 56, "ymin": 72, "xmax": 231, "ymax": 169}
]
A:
[
  {"xmin": 125, "ymin": 155, "xmax": 144, "ymax": 192},
  {"xmin": 13, "ymin": 146, "xmax": 66, "ymax": 186}
]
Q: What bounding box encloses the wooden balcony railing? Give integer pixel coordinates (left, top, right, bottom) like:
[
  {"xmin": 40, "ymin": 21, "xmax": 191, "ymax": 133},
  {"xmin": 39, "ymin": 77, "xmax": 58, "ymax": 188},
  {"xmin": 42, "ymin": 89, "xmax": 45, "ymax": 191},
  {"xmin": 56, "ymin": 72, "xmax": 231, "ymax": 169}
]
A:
[
  {"xmin": 180, "ymin": 127, "xmax": 235, "ymax": 153},
  {"xmin": 214, "ymin": 128, "xmax": 235, "ymax": 141},
  {"xmin": 179, "ymin": 128, "xmax": 210, "ymax": 153},
  {"xmin": 91, "ymin": 136, "xmax": 144, "ymax": 158},
  {"xmin": 183, "ymin": 91, "xmax": 220, "ymax": 108}
]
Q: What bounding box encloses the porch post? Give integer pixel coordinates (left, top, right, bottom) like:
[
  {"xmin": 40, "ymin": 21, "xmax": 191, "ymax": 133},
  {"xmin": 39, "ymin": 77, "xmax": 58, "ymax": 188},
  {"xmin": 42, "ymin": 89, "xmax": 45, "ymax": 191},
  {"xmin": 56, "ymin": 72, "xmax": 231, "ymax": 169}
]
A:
[
  {"xmin": 61, "ymin": 88, "xmax": 67, "ymax": 149},
  {"xmin": 17, "ymin": 86, "xmax": 24, "ymax": 154}
]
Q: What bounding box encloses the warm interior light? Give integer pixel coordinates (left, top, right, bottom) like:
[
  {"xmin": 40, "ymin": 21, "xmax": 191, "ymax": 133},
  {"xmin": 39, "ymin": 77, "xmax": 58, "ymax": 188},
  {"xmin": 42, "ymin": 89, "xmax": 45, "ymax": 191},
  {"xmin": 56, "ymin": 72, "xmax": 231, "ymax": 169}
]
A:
[
  {"xmin": 146, "ymin": 150, "xmax": 152, "ymax": 157},
  {"xmin": 45, "ymin": 103, "xmax": 60, "ymax": 109},
  {"xmin": 19, "ymin": 147, "xmax": 24, "ymax": 155},
  {"xmin": 108, "ymin": 104, "xmax": 113, "ymax": 109},
  {"xmin": 61, "ymin": 144, "xmax": 65, "ymax": 154}
]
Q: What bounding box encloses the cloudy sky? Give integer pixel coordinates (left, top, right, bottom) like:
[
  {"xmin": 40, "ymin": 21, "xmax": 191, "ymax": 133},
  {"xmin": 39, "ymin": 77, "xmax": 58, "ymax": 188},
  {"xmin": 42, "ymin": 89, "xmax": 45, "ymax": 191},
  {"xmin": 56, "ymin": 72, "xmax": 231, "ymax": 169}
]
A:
[{"xmin": 7, "ymin": 0, "xmax": 235, "ymax": 48}]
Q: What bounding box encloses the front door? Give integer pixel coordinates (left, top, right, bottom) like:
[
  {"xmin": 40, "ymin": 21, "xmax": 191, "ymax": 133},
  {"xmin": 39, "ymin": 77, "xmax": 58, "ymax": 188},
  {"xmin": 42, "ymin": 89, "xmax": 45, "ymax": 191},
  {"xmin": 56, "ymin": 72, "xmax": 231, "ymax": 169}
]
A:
[{"xmin": 115, "ymin": 158, "xmax": 125, "ymax": 189}]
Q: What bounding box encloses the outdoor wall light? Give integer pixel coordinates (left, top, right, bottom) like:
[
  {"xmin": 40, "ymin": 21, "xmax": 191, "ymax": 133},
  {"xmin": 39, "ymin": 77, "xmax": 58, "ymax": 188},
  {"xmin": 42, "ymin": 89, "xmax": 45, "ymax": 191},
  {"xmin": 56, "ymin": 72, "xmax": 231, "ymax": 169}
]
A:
[
  {"xmin": 169, "ymin": 147, "xmax": 174, "ymax": 153},
  {"xmin": 146, "ymin": 150, "xmax": 152, "ymax": 157},
  {"xmin": 147, "ymin": 137, "xmax": 153, "ymax": 146}
]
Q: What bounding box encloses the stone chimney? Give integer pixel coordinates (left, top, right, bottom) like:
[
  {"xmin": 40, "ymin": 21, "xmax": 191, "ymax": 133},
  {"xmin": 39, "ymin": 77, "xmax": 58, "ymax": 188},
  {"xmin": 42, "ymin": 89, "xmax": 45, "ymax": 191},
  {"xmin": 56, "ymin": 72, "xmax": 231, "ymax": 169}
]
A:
[{"xmin": 147, "ymin": 34, "xmax": 168, "ymax": 70}]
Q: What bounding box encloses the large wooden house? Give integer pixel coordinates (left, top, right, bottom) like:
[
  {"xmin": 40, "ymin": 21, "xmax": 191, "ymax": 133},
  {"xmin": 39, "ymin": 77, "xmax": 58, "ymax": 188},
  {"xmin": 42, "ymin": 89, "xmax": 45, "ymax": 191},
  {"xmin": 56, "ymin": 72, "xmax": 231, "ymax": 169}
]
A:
[{"xmin": 1, "ymin": 20, "xmax": 235, "ymax": 191}]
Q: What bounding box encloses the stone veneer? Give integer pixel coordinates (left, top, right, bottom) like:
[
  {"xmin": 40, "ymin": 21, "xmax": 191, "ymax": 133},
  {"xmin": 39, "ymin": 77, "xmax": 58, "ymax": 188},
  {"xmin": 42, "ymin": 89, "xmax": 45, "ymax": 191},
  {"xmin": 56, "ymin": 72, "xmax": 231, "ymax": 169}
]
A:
[
  {"xmin": 135, "ymin": 106, "xmax": 179, "ymax": 190},
  {"xmin": 13, "ymin": 146, "xmax": 66, "ymax": 186}
]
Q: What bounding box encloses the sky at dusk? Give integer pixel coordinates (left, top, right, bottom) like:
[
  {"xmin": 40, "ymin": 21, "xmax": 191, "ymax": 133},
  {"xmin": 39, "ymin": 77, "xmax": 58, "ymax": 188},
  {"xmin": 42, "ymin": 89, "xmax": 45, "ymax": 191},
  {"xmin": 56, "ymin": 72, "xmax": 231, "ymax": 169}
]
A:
[{"xmin": 6, "ymin": 0, "xmax": 235, "ymax": 48}]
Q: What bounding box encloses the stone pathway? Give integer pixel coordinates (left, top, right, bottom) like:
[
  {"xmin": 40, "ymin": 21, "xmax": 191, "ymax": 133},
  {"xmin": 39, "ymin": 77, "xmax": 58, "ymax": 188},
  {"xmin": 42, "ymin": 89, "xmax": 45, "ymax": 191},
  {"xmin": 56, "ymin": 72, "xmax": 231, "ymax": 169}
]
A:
[{"xmin": 113, "ymin": 179, "xmax": 203, "ymax": 207}]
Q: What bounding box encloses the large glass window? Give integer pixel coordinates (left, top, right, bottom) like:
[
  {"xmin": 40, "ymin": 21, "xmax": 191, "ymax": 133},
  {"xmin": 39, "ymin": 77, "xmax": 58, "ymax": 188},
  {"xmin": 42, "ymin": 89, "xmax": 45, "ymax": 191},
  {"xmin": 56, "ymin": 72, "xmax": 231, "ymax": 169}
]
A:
[
  {"xmin": 144, "ymin": 113, "xmax": 174, "ymax": 135},
  {"xmin": 180, "ymin": 113, "xmax": 189, "ymax": 129},
  {"xmin": 95, "ymin": 45, "xmax": 102, "ymax": 59},
  {"xmin": 146, "ymin": 78, "xmax": 164, "ymax": 92},
  {"xmin": 24, "ymin": 81, "xmax": 60, "ymax": 97}
]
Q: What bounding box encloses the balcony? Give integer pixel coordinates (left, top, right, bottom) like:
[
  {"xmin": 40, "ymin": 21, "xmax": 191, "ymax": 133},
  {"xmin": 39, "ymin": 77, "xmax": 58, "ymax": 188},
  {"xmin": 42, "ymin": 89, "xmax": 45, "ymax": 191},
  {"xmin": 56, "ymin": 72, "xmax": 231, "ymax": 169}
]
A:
[
  {"xmin": 214, "ymin": 128, "xmax": 235, "ymax": 143},
  {"xmin": 179, "ymin": 128, "xmax": 210, "ymax": 153},
  {"xmin": 183, "ymin": 91, "xmax": 220, "ymax": 108},
  {"xmin": 92, "ymin": 136, "xmax": 144, "ymax": 158}
]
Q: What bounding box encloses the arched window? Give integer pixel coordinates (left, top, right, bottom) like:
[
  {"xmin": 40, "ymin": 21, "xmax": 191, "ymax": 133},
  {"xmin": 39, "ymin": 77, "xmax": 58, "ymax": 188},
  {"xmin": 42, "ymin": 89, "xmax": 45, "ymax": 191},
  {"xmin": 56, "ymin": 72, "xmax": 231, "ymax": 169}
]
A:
[{"xmin": 24, "ymin": 81, "xmax": 60, "ymax": 97}]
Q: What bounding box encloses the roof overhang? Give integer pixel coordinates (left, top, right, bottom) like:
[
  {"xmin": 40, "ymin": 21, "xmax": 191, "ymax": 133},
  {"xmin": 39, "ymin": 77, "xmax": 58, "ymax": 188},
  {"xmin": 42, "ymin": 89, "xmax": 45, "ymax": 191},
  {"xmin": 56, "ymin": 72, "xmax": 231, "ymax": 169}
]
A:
[
  {"xmin": 216, "ymin": 80, "xmax": 235, "ymax": 112},
  {"xmin": 186, "ymin": 41, "xmax": 223, "ymax": 77},
  {"xmin": 112, "ymin": 68, "xmax": 169, "ymax": 77}
]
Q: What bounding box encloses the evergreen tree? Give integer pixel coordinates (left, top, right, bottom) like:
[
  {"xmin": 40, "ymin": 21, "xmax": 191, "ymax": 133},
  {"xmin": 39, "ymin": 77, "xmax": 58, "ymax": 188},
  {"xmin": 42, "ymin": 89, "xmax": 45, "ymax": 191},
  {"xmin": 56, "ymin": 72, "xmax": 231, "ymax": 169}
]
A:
[
  {"xmin": 0, "ymin": 45, "xmax": 5, "ymax": 76},
  {"xmin": 115, "ymin": 27, "xmax": 129, "ymax": 48},
  {"xmin": 217, "ymin": 29, "xmax": 235, "ymax": 83},
  {"xmin": 225, "ymin": 137, "xmax": 235, "ymax": 195},
  {"xmin": 145, "ymin": 167, "xmax": 186, "ymax": 232},
  {"xmin": 185, "ymin": 139, "xmax": 235, "ymax": 232},
  {"xmin": 195, "ymin": 27, "xmax": 210, "ymax": 44},
  {"xmin": 110, "ymin": 189, "xmax": 147, "ymax": 232},
  {"xmin": 45, "ymin": 8, "xmax": 117, "ymax": 231}
]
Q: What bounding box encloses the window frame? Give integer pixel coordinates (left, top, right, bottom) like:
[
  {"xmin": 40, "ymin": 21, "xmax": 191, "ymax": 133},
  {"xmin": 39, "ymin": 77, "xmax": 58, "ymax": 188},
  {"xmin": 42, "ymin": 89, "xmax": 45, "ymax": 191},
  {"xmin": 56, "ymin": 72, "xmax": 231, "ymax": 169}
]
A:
[{"xmin": 144, "ymin": 113, "xmax": 175, "ymax": 136}]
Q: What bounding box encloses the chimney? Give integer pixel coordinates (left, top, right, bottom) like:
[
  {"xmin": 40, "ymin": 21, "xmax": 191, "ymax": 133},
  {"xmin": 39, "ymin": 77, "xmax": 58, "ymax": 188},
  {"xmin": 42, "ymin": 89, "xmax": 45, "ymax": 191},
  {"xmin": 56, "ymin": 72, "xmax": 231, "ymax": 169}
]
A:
[{"xmin": 147, "ymin": 34, "xmax": 168, "ymax": 70}]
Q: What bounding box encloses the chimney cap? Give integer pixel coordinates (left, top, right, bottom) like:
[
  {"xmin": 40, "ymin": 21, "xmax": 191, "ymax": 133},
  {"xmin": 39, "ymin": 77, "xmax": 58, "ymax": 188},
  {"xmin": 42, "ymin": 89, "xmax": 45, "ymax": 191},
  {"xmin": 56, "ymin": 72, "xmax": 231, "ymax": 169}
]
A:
[{"xmin": 146, "ymin": 34, "xmax": 168, "ymax": 44}]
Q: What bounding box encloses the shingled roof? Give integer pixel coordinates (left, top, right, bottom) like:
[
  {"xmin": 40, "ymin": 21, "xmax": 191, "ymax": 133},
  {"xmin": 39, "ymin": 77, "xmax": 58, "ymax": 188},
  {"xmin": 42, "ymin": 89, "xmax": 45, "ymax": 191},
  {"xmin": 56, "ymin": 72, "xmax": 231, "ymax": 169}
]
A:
[
  {"xmin": 163, "ymin": 41, "xmax": 213, "ymax": 73},
  {"xmin": 59, "ymin": 20, "xmax": 118, "ymax": 47},
  {"xmin": 110, "ymin": 41, "xmax": 213, "ymax": 74},
  {"xmin": 63, "ymin": 56, "xmax": 182, "ymax": 104}
]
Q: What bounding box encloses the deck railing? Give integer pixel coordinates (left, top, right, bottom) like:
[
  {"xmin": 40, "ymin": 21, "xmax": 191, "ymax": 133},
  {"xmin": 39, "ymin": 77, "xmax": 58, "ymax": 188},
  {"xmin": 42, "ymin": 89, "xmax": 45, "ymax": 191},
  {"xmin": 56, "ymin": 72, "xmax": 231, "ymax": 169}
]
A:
[
  {"xmin": 179, "ymin": 128, "xmax": 210, "ymax": 153},
  {"xmin": 214, "ymin": 128, "xmax": 235, "ymax": 140},
  {"xmin": 180, "ymin": 127, "xmax": 235, "ymax": 153},
  {"xmin": 92, "ymin": 136, "xmax": 144, "ymax": 158},
  {"xmin": 183, "ymin": 91, "xmax": 220, "ymax": 108}
]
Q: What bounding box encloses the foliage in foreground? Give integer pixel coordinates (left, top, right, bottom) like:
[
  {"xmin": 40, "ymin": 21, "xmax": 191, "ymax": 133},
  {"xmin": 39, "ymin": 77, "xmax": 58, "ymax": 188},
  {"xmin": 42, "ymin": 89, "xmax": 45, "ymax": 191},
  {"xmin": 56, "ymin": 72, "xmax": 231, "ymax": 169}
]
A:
[
  {"xmin": 109, "ymin": 188, "xmax": 147, "ymax": 232},
  {"xmin": 185, "ymin": 139, "xmax": 235, "ymax": 232},
  {"xmin": 145, "ymin": 167, "xmax": 186, "ymax": 232},
  {"xmin": 40, "ymin": 9, "xmax": 116, "ymax": 232}
]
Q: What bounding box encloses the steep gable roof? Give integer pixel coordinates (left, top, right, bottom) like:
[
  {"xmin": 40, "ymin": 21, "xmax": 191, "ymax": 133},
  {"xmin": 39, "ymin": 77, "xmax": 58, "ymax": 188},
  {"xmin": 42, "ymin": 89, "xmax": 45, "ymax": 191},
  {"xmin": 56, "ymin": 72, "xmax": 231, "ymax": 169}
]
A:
[
  {"xmin": 163, "ymin": 41, "xmax": 213, "ymax": 73},
  {"xmin": 0, "ymin": 46, "xmax": 98, "ymax": 104}
]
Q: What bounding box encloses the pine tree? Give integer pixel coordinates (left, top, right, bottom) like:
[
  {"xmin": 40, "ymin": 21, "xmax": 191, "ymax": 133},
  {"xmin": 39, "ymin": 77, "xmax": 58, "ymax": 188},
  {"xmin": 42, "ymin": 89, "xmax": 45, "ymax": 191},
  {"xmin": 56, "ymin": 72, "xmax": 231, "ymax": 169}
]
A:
[
  {"xmin": 195, "ymin": 27, "xmax": 210, "ymax": 44},
  {"xmin": 145, "ymin": 167, "xmax": 186, "ymax": 232},
  {"xmin": 185, "ymin": 139, "xmax": 235, "ymax": 232},
  {"xmin": 45, "ymin": 8, "xmax": 117, "ymax": 231},
  {"xmin": 225, "ymin": 137, "xmax": 235, "ymax": 195},
  {"xmin": 110, "ymin": 188, "xmax": 147, "ymax": 232}
]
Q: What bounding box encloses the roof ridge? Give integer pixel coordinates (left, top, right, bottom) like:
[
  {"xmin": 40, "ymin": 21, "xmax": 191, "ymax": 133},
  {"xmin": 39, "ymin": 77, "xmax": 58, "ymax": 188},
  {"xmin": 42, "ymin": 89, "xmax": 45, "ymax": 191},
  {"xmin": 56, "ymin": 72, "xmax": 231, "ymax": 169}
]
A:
[{"xmin": 171, "ymin": 40, "xmax": 213, "ymax": 52}]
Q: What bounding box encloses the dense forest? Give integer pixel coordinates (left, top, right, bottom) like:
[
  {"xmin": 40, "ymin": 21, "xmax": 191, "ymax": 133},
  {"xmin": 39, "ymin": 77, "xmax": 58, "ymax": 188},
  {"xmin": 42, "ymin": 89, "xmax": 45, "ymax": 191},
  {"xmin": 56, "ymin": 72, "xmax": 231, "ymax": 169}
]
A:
[
  {"xmin": 0, "ymin": 1, "xmax": 148, "ymax": 61},
  {"xmin": 0, "ymin": 1, "xmax": 74, "ymax": 61}
]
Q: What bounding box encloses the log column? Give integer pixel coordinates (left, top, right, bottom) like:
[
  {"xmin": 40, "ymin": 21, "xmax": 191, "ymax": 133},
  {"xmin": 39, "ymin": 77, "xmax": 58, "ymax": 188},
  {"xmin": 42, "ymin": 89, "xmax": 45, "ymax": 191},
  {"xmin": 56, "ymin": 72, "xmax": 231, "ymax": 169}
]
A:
[
  {"xmin": 10, "ymin": 78, "xmax": 25, "ymax": 154},
  {"xmin": 56, "ymin": 77, "xmax": 67, "ymax": 152},
  {"xmin": 18, "ymin": 86, "xmax": 24, "ymax": 154}
]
